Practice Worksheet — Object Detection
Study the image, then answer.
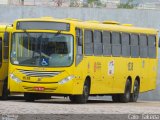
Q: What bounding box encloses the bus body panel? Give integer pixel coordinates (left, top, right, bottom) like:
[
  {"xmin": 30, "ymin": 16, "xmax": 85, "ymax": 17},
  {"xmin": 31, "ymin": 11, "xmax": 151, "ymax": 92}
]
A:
[{"xmin": 8, "ymin": 18, "xmax": 158, "ymax": 99}]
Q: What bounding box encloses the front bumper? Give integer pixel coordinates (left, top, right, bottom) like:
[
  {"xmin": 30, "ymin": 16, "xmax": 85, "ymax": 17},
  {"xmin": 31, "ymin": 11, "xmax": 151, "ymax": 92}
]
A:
[{"xmin": 9, "ymin": 77, "xmax": 83, "ymax": 95}]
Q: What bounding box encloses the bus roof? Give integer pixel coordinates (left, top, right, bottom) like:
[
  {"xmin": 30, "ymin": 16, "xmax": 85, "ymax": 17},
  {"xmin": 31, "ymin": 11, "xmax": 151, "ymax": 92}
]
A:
[{"xmin": 14, "ymin": 17, "xmax": 158, "ymax": 35}]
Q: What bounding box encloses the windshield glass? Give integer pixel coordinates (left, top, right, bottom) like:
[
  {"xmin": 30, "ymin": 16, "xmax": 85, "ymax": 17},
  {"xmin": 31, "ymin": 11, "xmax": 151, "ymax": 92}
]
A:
[{"xmin": 11, "ymin": 33, "xmax": 73, "ymax": 67}]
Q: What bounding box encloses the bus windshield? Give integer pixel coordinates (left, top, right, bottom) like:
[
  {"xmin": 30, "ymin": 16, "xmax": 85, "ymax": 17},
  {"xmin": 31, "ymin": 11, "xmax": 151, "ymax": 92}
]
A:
[{"xmin": 11, "ymin": 32, "xmax": 73, "ymax": 67}]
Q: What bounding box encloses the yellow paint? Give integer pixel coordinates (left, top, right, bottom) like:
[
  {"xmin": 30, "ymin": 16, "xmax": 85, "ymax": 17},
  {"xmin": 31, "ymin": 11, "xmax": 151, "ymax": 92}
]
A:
[{"xmin": 8, "ymin": 17, "xmax": 158, "ymax": 96}]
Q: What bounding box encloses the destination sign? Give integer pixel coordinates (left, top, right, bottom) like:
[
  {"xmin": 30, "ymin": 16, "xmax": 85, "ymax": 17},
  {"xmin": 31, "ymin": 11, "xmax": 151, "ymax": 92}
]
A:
[{"xmin": 16, "ymin": 21, "xmax": 70, "ymax": 31}]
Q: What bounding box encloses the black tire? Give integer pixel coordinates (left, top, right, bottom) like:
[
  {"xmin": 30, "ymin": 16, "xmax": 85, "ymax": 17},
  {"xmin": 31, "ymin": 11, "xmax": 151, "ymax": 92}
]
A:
[
  {"xmin": 112, "ymin": 94, "xmax": 120, "ymax": 102},
  {"xmin": 24, "ymin": 93, "xmax": 35, "ymax": 102},
  {"xmin": 130, "ymin": 80, "xmax": 139, "ymax": 102},
  {"xmin": 70, "ymin": 80, "xmax": 90, "ymax": 104},
  {"xmin": 69, "ymin": 95, "xmax": 76, "ymax": 103},
  {"xmin": 119, "ymin": 79, "xmax": 131, "ymax": 103},
  {"xmin": 1, "ymin": 79, "xmax": 9, "ymax": 100}
]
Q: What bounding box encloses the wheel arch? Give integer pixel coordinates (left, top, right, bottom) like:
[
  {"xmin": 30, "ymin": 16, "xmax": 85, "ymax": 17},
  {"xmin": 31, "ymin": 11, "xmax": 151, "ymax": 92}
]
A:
[
  {"xmin": 126, "ymin": 76, "xmax": 132, "ymax": 93},
  {"xmin": 135, "ymin": 76, "xmax": 140, "ymax": 90},
  {"xmin": 127, "ymin": 76, "xmax": 132, "ymax": 88},
  {"xmin": 135, "ymin": 76, "xmax": 140, "ymax": 85},
  {"xmin": 85, "ymin": 76, "xmax": 91, "ymax": 93}
]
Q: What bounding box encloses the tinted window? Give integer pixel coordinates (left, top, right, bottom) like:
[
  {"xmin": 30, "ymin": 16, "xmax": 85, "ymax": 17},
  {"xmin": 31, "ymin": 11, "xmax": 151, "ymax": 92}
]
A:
[
  {"xmin": 94, "ymin": 30, "xmax": 102, "ymax": 56},
  {"xmin": 130, "ymin": 34, "xmax": 139, "ymax": 58},
  {"xmin": 121, "ymin": 33, "xmax": 130, "ymax": 57},
  {"xmin": 112, "ymin": 32, "xmax": 121, "ymax": 56},
  {"xmin": 148, "ymin": 35, "xmax": 156, "ymax": 46},
  {"xmin": 76, "ymin": 28, "xmax": 83, "ymax": 55},
  {"xmin": 148, "ymin": 35, "xmax": 156, "ymax": 58},
  {"xmin": 84, "ymin": 30, "xmax": 93, "ymax": 55},
  {"xmin": 103, "ymin": 31, "xmax": 111, "ymax": 56},
  {"xmin": 112, "ymin": 32, "xmax": 121, "ymax": 44},
  {"xmin": 76, "ymin": 28, "xmax": 83, "ymax": 65},
  {"xmin": 139, "ymin": 35, "xmax": 148, "ymax": 58},
  {"xmin": 94, "ymin": 30, "xmax": 101, "ymax": 43},
  {"xmin": 140, "ymin": 35, "xmax": 147, "ymax": 46}
]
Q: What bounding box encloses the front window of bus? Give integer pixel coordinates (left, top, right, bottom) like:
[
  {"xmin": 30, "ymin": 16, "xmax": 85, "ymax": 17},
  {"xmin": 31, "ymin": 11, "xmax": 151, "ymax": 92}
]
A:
[{"xmin": 11, "ymin": 33, "xmax": 73, "ymax": 67}]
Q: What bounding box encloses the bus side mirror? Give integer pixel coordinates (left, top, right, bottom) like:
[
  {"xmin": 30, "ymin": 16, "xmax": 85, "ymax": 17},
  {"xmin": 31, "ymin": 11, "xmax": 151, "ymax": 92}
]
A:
[{"xmin": 4, "ymin": 32, "xmax": 9, "ymax": 45}]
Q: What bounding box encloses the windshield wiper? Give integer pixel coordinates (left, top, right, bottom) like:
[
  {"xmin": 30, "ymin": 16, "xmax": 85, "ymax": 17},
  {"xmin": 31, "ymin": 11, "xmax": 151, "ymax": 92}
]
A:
[
  {"xmin": 22, "ymin": 29, "xmax": 30, "ymax": 37},
  {"xmin": 55, "ymin": 30, "xmax": 61, "ymax": 36}
]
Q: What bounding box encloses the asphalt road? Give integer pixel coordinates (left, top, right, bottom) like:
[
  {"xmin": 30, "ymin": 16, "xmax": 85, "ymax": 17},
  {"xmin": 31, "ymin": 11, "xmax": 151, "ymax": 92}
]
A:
[
  {"xmin": 0, "ymin": 96, "xmax": 160, "ymax": 120},
  {"xmin": 0, "ymin": 96, "xmax": 159, "ymax": 114}
]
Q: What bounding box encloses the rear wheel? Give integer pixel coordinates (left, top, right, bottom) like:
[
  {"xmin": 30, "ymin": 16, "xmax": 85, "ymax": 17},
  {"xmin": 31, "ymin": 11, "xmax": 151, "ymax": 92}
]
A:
[
  {"xmin": 70, "ymin": 80, "xmax": 90, "ymax": 104},
  {"xmin": 24, "ymin": 93, "xmax": 35, "ymax": 102},
  {"xmin": 130, "ymin": 80, "xmax": 139, "ymax": 102},
  {"xmin": 119, "ymin": 79, "xmax": 131, "ymax": 103}
]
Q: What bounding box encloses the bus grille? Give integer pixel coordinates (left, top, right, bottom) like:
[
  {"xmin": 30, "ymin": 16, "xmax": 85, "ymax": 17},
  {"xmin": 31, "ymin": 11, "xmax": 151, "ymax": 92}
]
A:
[{"xmin": 18, "ymin": 69, "xmax": 61, "ymax": 77}]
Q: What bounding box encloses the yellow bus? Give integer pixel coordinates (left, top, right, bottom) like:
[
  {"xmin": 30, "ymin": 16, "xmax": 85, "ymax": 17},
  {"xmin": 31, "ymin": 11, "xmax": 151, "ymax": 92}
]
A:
[
  {"xmin": 0, "ymin": 24, "xmax": 12, "ymax": 100},
  {"xmin": 8, "ymin": 17, "xmax": 158, "ymax": 103}
]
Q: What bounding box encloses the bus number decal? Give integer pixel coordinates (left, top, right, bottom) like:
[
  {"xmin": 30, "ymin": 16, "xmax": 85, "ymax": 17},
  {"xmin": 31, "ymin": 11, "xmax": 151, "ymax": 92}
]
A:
[
  {"xmin": 94, "ymin": 62, "xmax": 101, "ymax": 72},
  {"xmin": 128, "ymin": 62, "xmax": 133, "ymax": 71},
  {"xmin": 108, "ymin": 61, "xmax": 114, "ymax": 75},
  {"xmin": 23, "ymin": 76, "xmax": 30, "ymax": 80}
]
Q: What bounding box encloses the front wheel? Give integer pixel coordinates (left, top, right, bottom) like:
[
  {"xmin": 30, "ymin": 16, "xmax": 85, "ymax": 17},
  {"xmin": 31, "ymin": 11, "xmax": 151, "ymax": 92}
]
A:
[
  {"xmin": 70, "ymin": 80, "xmax": 90, "ymax": 104},
  {"xmin": 130, "ymin": 80, "xmax": 139, "ymax": 102}
]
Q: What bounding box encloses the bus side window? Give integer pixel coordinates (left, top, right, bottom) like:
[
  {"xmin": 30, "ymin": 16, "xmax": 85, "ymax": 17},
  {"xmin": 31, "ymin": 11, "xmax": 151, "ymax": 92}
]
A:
[
  {"xmin": 131, "ymin": 34, "xmax": 139, "ymax": 58},
  {"xmin": 0, "ymin": 37, "xmax": 2, "ymax": 67},
  {"xmin": 84, "ymin": 30, "xmax": 93, "ymax": 55},
  {"xmin": 139, "ymin": 34, "xmax": 148, "ymax": 58},
  {"xmin": 148, "ymin": 35, "xmax": 156, "ymax": 58},
  {"xmin": 121, "ymin": 33, "xmax": 130, "ymax": 57},
  {"xmin": 103, "ymin": 31, "xmax": 111, "ymax": 56},
  {"xmin": 76, "ymin": 28, "xmax": 83, "ymax": 55},
  {"xmin": 76, "ymin": 28, "xmax": 83, "ymax": 65},
  {"xmin": 112, "ymin": 32, "xmax": 121, "ymax": 56},
  {"xmin": 94, "ymin": 30, "xmax": 102, "ymax": 56}
]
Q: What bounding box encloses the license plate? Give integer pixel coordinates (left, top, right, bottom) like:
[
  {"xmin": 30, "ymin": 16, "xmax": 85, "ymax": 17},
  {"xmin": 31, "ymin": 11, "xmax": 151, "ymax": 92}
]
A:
[{"xmin": 34, "ymin": 87, "xmax": 45, "ymax": 91}]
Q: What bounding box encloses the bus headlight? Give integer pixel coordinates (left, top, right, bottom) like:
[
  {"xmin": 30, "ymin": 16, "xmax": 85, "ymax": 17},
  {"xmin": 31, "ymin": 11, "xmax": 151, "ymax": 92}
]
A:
[
  {"xmin": 59, "ymin": 75, "xmax": 75, "ymax": 84},
  {"xmin": 10, "ymin": 74, "xmax": 22, "ymax": 83}
]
